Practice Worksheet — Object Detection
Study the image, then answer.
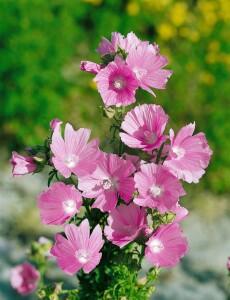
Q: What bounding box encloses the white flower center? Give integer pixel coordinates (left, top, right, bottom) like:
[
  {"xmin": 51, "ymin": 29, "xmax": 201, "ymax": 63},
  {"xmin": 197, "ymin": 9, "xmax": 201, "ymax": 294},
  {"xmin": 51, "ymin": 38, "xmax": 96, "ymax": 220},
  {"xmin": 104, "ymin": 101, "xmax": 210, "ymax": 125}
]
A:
[
  {"xmin": 172, "ymin": 146, "xmax": 185, "ymax": 159},
  {"xmin": 113, "ymin": 76, "xmax": 126, "ymax": 90},
  {"xmin": 102, "ymin": 178, "xmax": 113, "ymax": 190},
  {"xmin": 133, "ymin": 68, "xmax": 147, "ymax": 80},
  {"xmin": 75, "ymin": 249, "xmax": 90, "ymax": 264},
  {"xmin": 62, "ymin": 200, "xmax": 76, "ymax": 214},
  {"xmin": 64, "ymin": 154, "xmax": 79, "ymax": 168},
  {"xmin": 150, "ymin": 186, "xmax": 162, "ymax": 198},
  {"xmin": 144, "ymin": 131, "xmax": 157, "ymax": 145},
  {"xmin": 150, "ymin": 239, "xmax": 164, "ymax": 253}
]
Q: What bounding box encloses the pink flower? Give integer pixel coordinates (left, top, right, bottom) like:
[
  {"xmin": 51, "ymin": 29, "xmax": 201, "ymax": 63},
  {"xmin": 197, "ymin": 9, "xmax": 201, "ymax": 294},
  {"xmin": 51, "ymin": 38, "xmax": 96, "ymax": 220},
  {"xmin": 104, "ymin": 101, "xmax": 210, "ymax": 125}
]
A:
[
  {"xmin": 120, "ymin": 104, "xmax": 169, "ymax": 152},
  {"xmin": 104, "ymin": 203, "xmax": 147, "ymax": 248},
  {"xmin": 94, "ymin": 56, "xmax": 138, "ymax": 107},
  {"xmin": 145, "ymin": 223, "xmax": 189, "ymax": 268},
  {"xmin": 80, "ymin": 61, "xmax": 102, "ymax": 74},
  {"xmin": 50, "ymin": 118, "xmax": 62, "ymax": 132},
  {"xmin": 38, "ymin": 182, "xmax": 82, "ymax": 225},
  {"xmin": 10, "ymin": 262, "xmax": 40, "ymax": 295},
  {"xmin": 134, "ymin": 163, "xmax": 185, "ymax": 213},
  {"xmin": 9, "ymin": 151, "xmax": 37, "ymax": 177},
  {"xmin": 227, "ymin": 257, "xmax": 230, "ymax": 271},
  {"xmin": 96, "ymin": 31, "xmax": 141, "ymax": 55},
  {"xmin": 122, "ymin": 152, "xmax": 146, "ymax": 171},
  {"xmin": 170, "ymin": 204, "xmax": 189, "ymax": 223},
  {"xmin": 50, "ymin": 219, "xmax": 104, "ymax": 274},
  {"xmin": 78, "ymin": 153, "xmax": 136, "ymax": 212},
  {"xmin": 164, "ymin": 123, "xmax": 213, "ymax": 183},
  {"xmin": 50, "ymin": 123, "xmax": 101, "ymax": 178},
  {"xmin": 126, "ymin": 42, "xmax": 173, "ymax": 96}
]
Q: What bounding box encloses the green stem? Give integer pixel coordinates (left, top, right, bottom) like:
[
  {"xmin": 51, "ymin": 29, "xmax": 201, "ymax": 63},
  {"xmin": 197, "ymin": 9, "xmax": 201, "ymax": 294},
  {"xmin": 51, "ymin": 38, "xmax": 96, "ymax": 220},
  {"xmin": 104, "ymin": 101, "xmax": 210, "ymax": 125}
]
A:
[{"xmin": 156, "ymin": 142, "xmax": 165, "ymax": 164}]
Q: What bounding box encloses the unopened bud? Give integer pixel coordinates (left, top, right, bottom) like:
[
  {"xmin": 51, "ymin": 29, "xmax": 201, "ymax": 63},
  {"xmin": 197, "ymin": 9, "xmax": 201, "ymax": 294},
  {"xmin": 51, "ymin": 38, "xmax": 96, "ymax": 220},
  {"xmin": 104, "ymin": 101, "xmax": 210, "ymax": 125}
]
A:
[
  {"xmin": 227, "ymin": 257, "xmax": 230, "ymax": 271},
  {"xmin": 161, "ymin": 211, "xmax": 176, "ymax": 224},
  {"xmin": 101, "ymin": 106, "xmax": 116, "ymax": 119},
  {"xmin": 33, "ymin": 152, "xmax": 46, "ymax": 164}
]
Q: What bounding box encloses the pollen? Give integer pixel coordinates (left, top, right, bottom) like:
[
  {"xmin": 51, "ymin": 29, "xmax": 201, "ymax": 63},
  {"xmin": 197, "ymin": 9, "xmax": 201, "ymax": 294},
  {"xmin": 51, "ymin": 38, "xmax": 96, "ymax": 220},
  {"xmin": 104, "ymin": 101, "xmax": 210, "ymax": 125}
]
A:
[
  {"xmin": 150, "ymin": 239, "xmax": 164, "ymax": 253},
  {"xmin": 62, "ymin": 200, "xmax": 76, "ymax": 214},
  {"xmin": 75, "ymin": 249, "xmax": 90, "ymax": 264},
  {"xmin": 64, "ymin": 154, "xmax": 79, "ymax": 168},
  {"xmin": 113, "ymin": 76, "xmax": 126, "ymax": 90}
]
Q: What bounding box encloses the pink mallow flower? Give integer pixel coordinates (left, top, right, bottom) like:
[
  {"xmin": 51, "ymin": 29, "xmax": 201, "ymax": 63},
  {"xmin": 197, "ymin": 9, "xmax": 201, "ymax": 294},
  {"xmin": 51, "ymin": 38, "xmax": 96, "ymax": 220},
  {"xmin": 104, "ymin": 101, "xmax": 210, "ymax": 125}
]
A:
[
  {"xmin": 94, "ymin": 56, "xmax": 139, "ymax": 107},
  {"xmin": 80, "ymin": 61, "xmax": 102, "ymax": 74},
  {"xmin": 120, "ymin": 104, "xmax": 169, "ymax": 152},
  {"xmin": 96, "ymin": 31, "xmax": 141, "ymax": 55},
  {"xmin": 104, "ymin": 203, "xmax": 147, "ymax": 248},
  {"xmin": 38, "ymin": 182, "xmax": 82, "ymax": 225},
  {"xmin": 50, "ymin": 118, "xmax": 62, "ymax": 132},
  {"xmin": 50, "ymin": 123, "xmax": 100, "ymax": 179},
  {"xmin": 50, "ymin": 219, "xmax": 104, "ymax": 275},
  {"xmin": 122, "ymin": 152, "xmax": 146, "ymax": 171},
  {"xmin": 78, "ymin": 153, "xmax": 136, "ymax": 212},
  {"xmin": 164, "ymin": 123, "xmax": 213, "ymax": 183},
  {"xmin": 126, "ymin": 42, "xmax": 173, "ymax": 96},
  {"xmin": 10, "ymin": 262, "xmax": 40, "ymax": 295},
  {"xmin": 134, "ymin": 163, "xmax": 185, "ymax": 214},
  {"xmin": 227, "ymin": 257, "xmax": 230, "ymax": 271},
  {"xmin": 170, "ymin": 204, "xmax": 189, "ymax": 223},
  {"xmin": 9, "ymin": 151, "xmax": 37, "ymax": 177},
  {"xmin": 145, "ymin": 223, "xmax": 189, "ymax": 268}
]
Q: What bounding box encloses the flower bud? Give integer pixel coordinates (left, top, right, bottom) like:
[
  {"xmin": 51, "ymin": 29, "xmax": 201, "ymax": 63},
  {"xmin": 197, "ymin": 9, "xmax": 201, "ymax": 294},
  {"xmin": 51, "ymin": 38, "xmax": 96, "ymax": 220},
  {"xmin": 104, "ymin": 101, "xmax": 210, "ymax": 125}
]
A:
[
  {"xmin": 10, "ymin": 262, "xmax": 40, "ymax": 295},
  {"xmin": 33, "ymin": 152, "xmax": 47, "ymax": 164},
  {"xmin": 227, "ymin": 257, "xmax": 230, "ymax": 271},
  {"xmin": 9, "ymin": 152, "xmax": 37, "ymax": 177},
  {"xmin": 50, "ymin": 118, "xmax": 62, "ymax": 132},
  {"xmin": 100, "ymin": 106, "xmax": 116, "ymax": 119}
]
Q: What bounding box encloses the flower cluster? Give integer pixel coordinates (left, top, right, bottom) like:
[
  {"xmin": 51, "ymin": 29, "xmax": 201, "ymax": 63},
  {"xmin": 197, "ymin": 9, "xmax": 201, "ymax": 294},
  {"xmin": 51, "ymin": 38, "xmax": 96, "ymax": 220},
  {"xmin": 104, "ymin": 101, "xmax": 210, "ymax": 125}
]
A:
[
  {"xmin": 9, "ymin": 32, "xmax": 212, "ymax": 298},
  {"xmin": 81, "ymin": 32, "xmax": 172, "ymax": 107}
]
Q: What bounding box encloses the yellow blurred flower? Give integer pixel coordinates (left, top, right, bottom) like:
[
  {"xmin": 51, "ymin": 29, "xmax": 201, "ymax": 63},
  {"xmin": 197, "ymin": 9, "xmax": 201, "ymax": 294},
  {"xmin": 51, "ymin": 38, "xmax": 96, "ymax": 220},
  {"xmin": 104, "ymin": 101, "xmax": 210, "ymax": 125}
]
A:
[
  {"xmin": 89, "ymin": 79, "xmax": 98, "ymax": 90},
  {"xmin": 142, "ymin": 0, "xmax": 172, "ymax": 11},
  {"xmin": 219, "ymin": 53, "xmax": 230, "ymax": 66},
  {"xmin": 203, "ymin": 12, "xmax": 217, "ymax": 27},
  {"xmin": 197, "ymin": 0, "xmax": 218, "ymax": 13},
  {"xmin": 179, "ymin": 27, "xmax": 200, "ymax": 42},
  {"xmin": 185, "ymin": 62, "xmax": 197, "ymax": 73},
  {"xmin": 157, "ymin": 23, "xmax": 176, "ymax": 40},
  {"xmin": 81, "ymin": 0, "xmax": 102, "ymax": 5},
  {"xmin": 205, "ymin": 52, "xmax": 218, "ymax": 64},
  {"xmin": 179, "ymin": 27, "xmax": 190, "ymax": 38},
  {"xmin": 208, "ymin": 40, "xmax": 220, "ymax": 52},
  {"xmin": 189, "ymin": 31, "xmax": 200, "ymax": 42},
  {"xmin": 199, "ymin": 71, "xmax": 216, "ymax": 85},
  {"xmin": 169, "ymin": 2, "xmax": 188, "ymax": 27},
  {"xmin": 127, "ymin": 2, "xmax": 140, "ymax": 16},
  {"xmin": 219, "ymin": 0, "xmax": 230, "ymax": 21}
]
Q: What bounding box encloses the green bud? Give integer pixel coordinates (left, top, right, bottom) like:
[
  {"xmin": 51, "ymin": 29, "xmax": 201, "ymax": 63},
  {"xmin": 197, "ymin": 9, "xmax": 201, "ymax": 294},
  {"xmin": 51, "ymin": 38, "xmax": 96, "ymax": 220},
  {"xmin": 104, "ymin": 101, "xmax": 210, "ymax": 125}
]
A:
[
  {"xmin": 36, "ymin": 289, "xmax": 46, "ymax": 298},
  {"xmin": 100, "ymin": 53, "xmax": 115, "ymax": 67},
  {"xmin": 33, "ymin": 152, "xmax": 47, "ymax": 164},
  {"xmin": 50, "ymin": 295, "xmax": 59, "ymax": 300},
  {"xmin": 146, "ymin": 286, "xmax": 156, "ymax": 297},
  {"xmin": 101, "ymin": 106, "xmax": 116, "ymax": 119},
  {"xmin": 116, "ymin": 46, "xmax": 128, "ymax": 60},
  {"xmin": 161, "ymin": 211, "xmax": 176, "ymax": 224}
]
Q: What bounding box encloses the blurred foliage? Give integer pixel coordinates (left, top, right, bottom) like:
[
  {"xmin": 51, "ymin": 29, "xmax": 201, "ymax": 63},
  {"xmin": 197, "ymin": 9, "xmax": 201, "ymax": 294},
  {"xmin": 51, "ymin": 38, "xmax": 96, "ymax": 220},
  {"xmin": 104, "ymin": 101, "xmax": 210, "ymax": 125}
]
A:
[{"xmin": 1, "ymin": 0, "xmax": 230, "ymax": 193}]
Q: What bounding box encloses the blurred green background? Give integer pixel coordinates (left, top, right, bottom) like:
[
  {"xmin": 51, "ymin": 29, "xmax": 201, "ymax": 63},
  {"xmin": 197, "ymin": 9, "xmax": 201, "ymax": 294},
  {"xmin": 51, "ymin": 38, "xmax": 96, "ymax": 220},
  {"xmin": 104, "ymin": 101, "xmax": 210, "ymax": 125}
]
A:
[{"xmin": 1, "ymin": 0, "xmax": 230, "ymax": 193}]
